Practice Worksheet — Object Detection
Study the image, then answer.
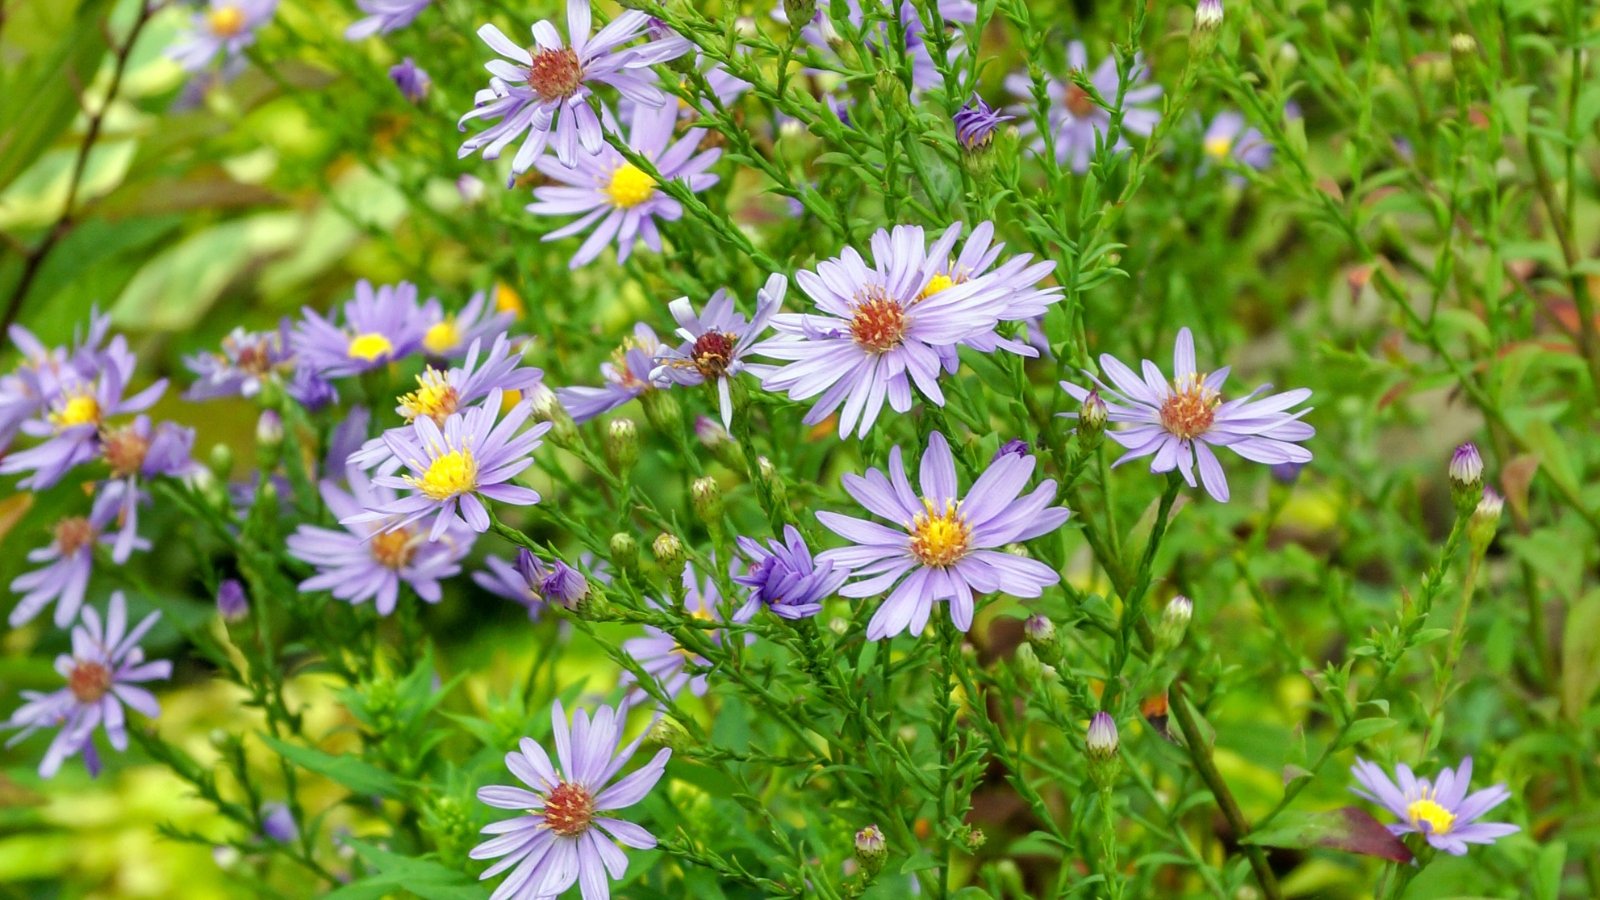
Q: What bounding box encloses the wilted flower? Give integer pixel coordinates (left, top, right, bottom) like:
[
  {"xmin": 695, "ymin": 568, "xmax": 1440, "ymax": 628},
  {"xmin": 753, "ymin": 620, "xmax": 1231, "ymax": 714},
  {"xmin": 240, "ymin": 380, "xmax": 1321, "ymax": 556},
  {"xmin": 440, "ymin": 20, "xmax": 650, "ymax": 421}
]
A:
[
  {"xmin": 651, "ymin": 275, "xmax": 784, "ymax": 428},
  {"xmin": 291, "ymin": 280, "xmax": 429, "ymax": 379},
  {"xmin": 1006, "ymin": 42, "xmax": 1162, "ymax": 173},
  {"xmin": 3, "ymin": 593, "xmax": 171, "ymax": 778},
  {"xmin": 168, "ymin": 0, "xmax": 278, "ymax": 72},
  {"xmin": 556, "ymin": 324, "xmax": 664, "ymax": 423},
  {"xmin": 1351, "ymin": 757, "xmax": 1518, "ymax": 855},
  {"xmin": 731, "ymin": 525, "xmax": 848, "ymax": 622},
  {"xmin": 1059, "ymin": 327, "xmax": 1314, "ymax": 502},
  {"xmin": 346, "ymin": 0, "xmax": 429, "ymax": 40},
  {"xmin": 472, "ymin": 701, "xmax": 670, "ymax": 898},
  {"xmin": 184, "ymin": 325, "xmax": 293, "ymax": 401},
  {"xmin": 818, "ymin": 432, "xmax": 1070, "ymax": 640},
  {"xmin": 389, "ymin": 57, "xmax": 432, "ymax": 103}
]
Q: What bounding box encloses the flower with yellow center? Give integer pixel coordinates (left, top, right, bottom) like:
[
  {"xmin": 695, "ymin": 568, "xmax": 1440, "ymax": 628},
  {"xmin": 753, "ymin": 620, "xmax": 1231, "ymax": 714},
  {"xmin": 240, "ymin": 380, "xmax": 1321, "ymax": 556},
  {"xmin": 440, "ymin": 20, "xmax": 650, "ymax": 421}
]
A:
[
  {"xmin": 398, "ymin": 369, "xmax": 460, "ymax": 423},
  {"xmin": 1203, "ymin": 135, "xmax": 1233, "ymax": 159},
  {"xmin": 407, "ymin": 449, "xmax": 477, "ymax": 501},
  {"xmin": 347, "ymin": 332, "xmax": 395, "ymax": 362},
  {"xmin": 919, "ymin": 273, "xmax": 957, "ymax": 300},
  {"xmin": 494, "ymin": 282, "xmax": 524, "ymax": 319},
  {"xmin": 908, "ymin": 499, "xmax": 971, "ymax": 568},
  {"xmin": 207, "ymin": 4, "xmax": 246, "ymax": 37},
  {"xmin": 604, "ymin": 164, "xmax": 655, "ymax": 209},
  {"xmin": 1406, "ymin": 794, "xmax": 1457, "ymax": 835},
  {"xmin": 50, "ymin": 392, "xmax": 101, "ymax": 431},
  {"xmin": 423, "ymin": 319, "xmax": 461, "ymax": 356}
]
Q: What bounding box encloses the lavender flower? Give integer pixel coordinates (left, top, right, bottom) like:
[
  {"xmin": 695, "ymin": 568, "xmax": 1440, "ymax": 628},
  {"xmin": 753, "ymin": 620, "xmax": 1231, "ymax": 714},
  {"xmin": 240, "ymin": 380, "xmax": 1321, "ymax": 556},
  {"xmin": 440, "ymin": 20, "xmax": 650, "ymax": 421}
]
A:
[
  {"xmin": 288, "ymin": 469, "xmax": 474, "ymax": 615},
  {"xmin": 346, "ymin": 0, "xmax": 429, "ymax": 40},
  {"xmin": 10, "ymin": 493, "xmax": 143, "ymax": 629},
  {"xmin": 622, "ymin": 564, "xmax": 723, "ymax": 700},
  {"xmin": 954, "ymin": 94, "xmax": 1013, "ymax": 151},
  {"xmin": 472, "ymin": 701, "xmax": 670, "ymax": 898},
  {"xmin": 1005, "ymin": 42, "xmax": 1162, "ymax": 172},
  {"xmin": 216, "ymin": 579, "xmax": 249, "ymax": 621},
  {"xmin": 650, "ymin": 274, "xmax": 784, "ymax": 428},
  {"xmin": 421, "ymin": 292, "xmax": 514, "ymax": 359},
  {"xmin": 917, "ymin": 221, "xmax": 1062, "ymax": 367},
  {"xmin": 555, "ymin": 324, "xmax": 664, "ymax": 423},
  {"xmin": 168, "ymin": 0, "xmax": 278, "ymax": 71},
  {"xmin": 525, "ymin": 102, "xmax": 720, "ymax": 269},
  {"xmin": 184, "ymin": 325, "xmax": 294, "ymax": 400},
  {"xmin": 1351, "ymin": 757, "xmax": 1519, "ymax": 855},
  {"xmin": 474, "ymin": 550, "xmax": 609, "ymax": 618},
  {"xmin": 458, "ymin": 2, "xmax": 688, "ymax": 178},
  {"xmin": 1059, "ymin": 327, "xmax": 1314, "ymax": 502},
  {"xmin": 753, "ymin": 224, "xmax": 1014, "ymax": 438},
  {"xmin": 1, "ymin": 311, "xmax": 115, "ymax": 451},
  {"xmin": 1201, "ymin": 111, "xmax": 1272, "ymax": 179},
  {"xmin": 291, "ymin": 280, "xmax": 429, "ymax": 379},
  {"xmin": 96, "ymin": 416, "xmax": 197, "ymax": 561},
  {"xmin": 389, "ymin": 57, "xmax": 431, "ymax": 103},
  {"xmin": 817, "ymin": 432, "xmax": 1070, "ymax": 640},
  {"xmin": 3, "ymin": 593, "xmax": 170, "ymax": 778},
  {"xmin": 261, "ymin": 803, "xmax": 299, "ymax": 842},
  {"xmin": 288, "ymin": 364, "xmax": 338, "ymax": 410},
  {"xmin": 344, "ymin": 390, "xmax": 549, "ymax": 540},
  {"xmin": 778, "ymin": 1, "xmax": 977, "ymax": 94},
  {"xmin": 732, "ymin": 525, "xmax": 848, "ymax": 622}
]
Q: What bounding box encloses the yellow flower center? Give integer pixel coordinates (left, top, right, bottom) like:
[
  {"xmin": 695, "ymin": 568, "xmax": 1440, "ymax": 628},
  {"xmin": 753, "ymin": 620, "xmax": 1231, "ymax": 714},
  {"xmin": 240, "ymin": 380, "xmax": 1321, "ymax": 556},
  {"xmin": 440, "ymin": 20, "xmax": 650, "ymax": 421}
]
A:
[
  {"xmin": 1406, "ymin": 797, "xmax": 1456, "ymax": 835},
  {"xmin": 423, "ymin": 319, "xmax": 460, "ymax": 356},
  {"xmin": 920, "ymin": 273, "xmax": 956, "ymax": 300},
  {"xmin": 208, "ymin": 5, "xmax": 246, "ymax": 37},
  {"xmin": 369, "ymin": 528, "xmax": 418, "ymax": 570},
  {"xmin": 908, "ymin": 499, "xmax": 971, "ymax": 568},
  {"xmin": 398, "ymin": 369, "xmax": 459, "ymax": 423},
  {"xmin": 347, "ymin": 332, "xmax": 395, "ymax": 362},
  {"xmin": 51, "ymin": 392, "xmax": 101, "ymax": 430},
  {"xmin": 604, "ymin": 164, "xmax": 655, "ymax": 209},
  {"xmin": 1159, "ymin": 373, "xmax": 1221, "ymax": 441},
  {"xmin": 409, "ymin": 449, "xmax": 477, "ymax": 500},
  {"xmin": 1204, "ymin": 136, "xmax": 1233, "ymax": 159},
  {"xmin": 495, "ymin": 283, "xmax": 524, "ymax": 319}
]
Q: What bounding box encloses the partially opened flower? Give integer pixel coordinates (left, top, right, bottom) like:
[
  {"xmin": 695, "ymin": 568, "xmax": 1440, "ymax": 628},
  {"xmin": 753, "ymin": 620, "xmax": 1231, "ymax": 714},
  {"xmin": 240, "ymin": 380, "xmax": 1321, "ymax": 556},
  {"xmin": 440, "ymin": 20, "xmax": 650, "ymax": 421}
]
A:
[
  {"xmin": 292, "ymin": 280, "xmax": 429, "ymax": 378},
  {"xmin": 458, "ymin": 1, "xmax": 688, "ymax": 178},
  {"xmin": 916, "ymin": 221, "xmax": 1061, "ymax": 368},
  {"xmin": 3, "ymin": 593, "xmax": 171, "ymax": 778},
  {"xmin": 10, "ymin": 493, "xmax": 143, "ymax": 629},
  {"xmin": 345, "ymin": 0, "xmax": 429, "ymax": 40},
  {"xmin": 389, "ymin": 58, "xmax": 432, "ymax": 103},
  {"xmin": 344, "ymin": 390, "xmax": 549, "ymax": 539},
  {"xmin": 1351, "ymin": 757, "xmax": 1519, "ymax": 855},
  {"xmin": 817, "ymin": 432, "xmax": 1070, "ymax": 640},
  {"xmin": 288, "ymin": 469, "xmax": 474, "ymax": 615},
  {"xmin": 474, "ymin": 550, "xmax": 611, "ymax": 619},
  {"xmin": 1005, "ymin": 41, "xmax": 1161, "ymax": 172},
  {"xmin": 1201, "ymin": 111, "xmax": 1272, "ymax": 180},
  {"xmin": 420, "ymin": 292, "xmax": 515, "ymax": 359},
  {"xmin": 732, "ymin": 525, "xmax": 848, "ymax": 622},
  {"xmin": 184, "ymin": 325, "xmax": 294, "ymax": 401},
  {"xmin": 650, "ymin": 274, "xmax": 784, "ymax": 428},
  {"xmin": 168, "ymin": 0, "xmax": 278, "ymax": 72},
  {"xmin": 472, "ymin": 701, "xmax": 670, "ymax": 899},
  {"xmin": 954, "ymin": 94, "xmax": 1013, "ymax": 151},
  {"xmin": 621, "ymin": 563, "xmax": 723, "ymax": 700},
  {"xmin": 1059, "ymin": 327, "xmax": 1314, "ymax": 502},
  {"xmin": 555, "ymin": 324, "xmax": 663, "ymax": 423},
  {"xmin": 525, "ymin": 102, "xmax": 720, "ymax": 269}
]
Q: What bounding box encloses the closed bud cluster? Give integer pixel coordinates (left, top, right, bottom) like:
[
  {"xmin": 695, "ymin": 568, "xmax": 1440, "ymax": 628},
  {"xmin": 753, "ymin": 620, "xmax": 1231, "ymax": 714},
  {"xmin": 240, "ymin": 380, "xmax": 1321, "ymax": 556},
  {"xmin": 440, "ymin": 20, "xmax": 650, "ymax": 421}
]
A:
[
  {"xmin": 853, "ymin": 825, "xmax": 887, "ymax": 876},
  {"xmin": 606, "ymin": 418, "xmax": 639, "ymax": 474},
  {"xmin": 652, "ymin": 532, "xmax": 687, "ymax": 580},
  {"xmin": 1468, "ymin": 488, "xmax": 1503, "ymax": 555},
  {"xmin": 1449, "ymin": 442, "xmax": 1484, "ymax": 515},
  {"xmin": 691, "ymin": 476, "xmax": 722, "ymax": 522},
  {"xmin": 1156, "ymin": 595, "xmax": 1193, "ymax": 652}
]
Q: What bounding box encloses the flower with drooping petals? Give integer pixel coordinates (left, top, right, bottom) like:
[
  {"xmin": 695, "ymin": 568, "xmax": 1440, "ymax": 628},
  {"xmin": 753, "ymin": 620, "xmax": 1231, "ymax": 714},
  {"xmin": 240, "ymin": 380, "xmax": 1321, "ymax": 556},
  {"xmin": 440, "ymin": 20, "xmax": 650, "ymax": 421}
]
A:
[
  {"xmin": 168, "ymin": 0, "xmax": 278, "ymax": 72},
  {"xmin": 650, "ymin": 274, "xmax": 784, "ymax": 428},
  {"xmin": 1351, "ymin": 757, "xmax": 1519, "ymax": 855},
  {"xmin": 458, "ymin": 1, "xmax": 689, "ymax": 178},
  {"xmin": 184, "ymin": 325, "xmax": 294, "ymax": 401},
  {"xmin": 472, "ymin": 701, "xmax": 670, "ymax": 899},
  {"xmin": 525, "ymin": 102, "xmax": 720, "ymax": 269},
  {"xmin": 291, "ymin": 280, "xmax": 429, "ymax": 379},
  {"xmin": 818, "ymin": 432, "xmax": 1070, "ymax": 640},
  {"xmin": 732, "ymin": 525, "xmax": 848, "ymax": 622},
  {"xmin": 10, "ymin": 493, "xmax": 145, "ymax": 629},
  {"xmin": 3, "ymin": 592, "xmax": 171, "ymax": 778},
  {"xmin": 1059, "ymin": 327, "xmax": 1314, "ymax": 502},
  {"xmin": 1005, "ymin": 41, "xmax": 1161, "ymax": 172},
  {"xmin": 954, "ymin": 94, "xmax": 1013, "ymax": 151},
  {"xmin": 346, "ymin": 0, "xmax": 429, "ymax": 40},
  {"xmin": 555, "ymin": 324, "xmax": 664, "ymax": 424}
]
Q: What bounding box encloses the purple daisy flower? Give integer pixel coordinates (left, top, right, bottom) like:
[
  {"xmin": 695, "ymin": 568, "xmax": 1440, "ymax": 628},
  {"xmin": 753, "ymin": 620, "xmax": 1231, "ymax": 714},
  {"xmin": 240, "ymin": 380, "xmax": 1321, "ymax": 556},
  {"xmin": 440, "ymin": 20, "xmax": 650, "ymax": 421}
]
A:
[
  {"xmin": 1005, "ymin": 41, "xmax": 1162, "ymax": 173},
  {"xmin": 3, "ymin": 592, "xmax": 171, "ymax": 778},
  {"xmin": 916, "ymin": 221, "xmax": 1061, "ymax": 369},
  {"xmin": 344, "ymin": 390, "xmax": 549, "ymax": 540},
  {"xmin": 184, "ymin": 325, "xmax": 294, "ymax": 401},
  {"xmin": 731, "ymin": 525, "xmax": 848, "ymax": 622},
  {"xmin": 474, "ymin": 550, "xmax": 610, "ymax": 619},
  {"xmin": 472, "ymin": 701, "xmax": 670, "ymax": 899},
  {"xmin": 1058, "ymin": 327, "xmax": 1314, "ymax": 502},
  {"xmin": 1201, "ymin": 111, "xmax": 1272, "ymax": 180},
  {"xmin": 389, "ymin": 58, "xmax": 431, "ymax": 103},
  {"xmin": 458, "ymin": 1, "xmax": 689, "ymax": 178},
  {"xmin": 168, "ymin": 0, "xmax": 278, "ymax": 72},
  {"xmin": 288, "ymin": 469, "xmax": 474, "ymax": 615},
  {"xmin": 1351, "ymin": 757, "xmax": 1519, "ymax": 855},
  {"xmin": 96, "ymin": 416, "xmax": 198, "ymax": 561},
  {"xmin": 954, "ymin": 94, "xmax": 1013, "ymax": 151},
  {"xmin": 346, "ymin": 0, "xmax": 429, "ymax": 40},
  {"xmin": 420, "ymin": 292, "xmax": 515, "ymax": 359},
  {"xmin": 291, "ymin": 280, "xmax": 429, "ymax": 379},
  {"xmin": 817, "ymin": 431, "xmax": 1070, "ymax": 640},
  {"xmin": 9, "ymin": 492, "xmax": 143, "ymax": 629},
  {"xmin": 288, "ymin": 364, "xmax": 338, "ymax": 411},
  {"xmin": 649, "ymin": 274, "xmax": 784, "ymax": 428},
  {"xmin": 525, "ymin": 101, "xmax": 721, "ymax": 270},
  {"xmin": 555, "ymin": 324, "xmax": 663, "ymax": 424},
  {"xmin": 621, "ymin": 563, "xmax": 723, "ymax": 700},
  {"xmin": 752, "ymin": 224, "xmax": 1013, "ymax": 439}
]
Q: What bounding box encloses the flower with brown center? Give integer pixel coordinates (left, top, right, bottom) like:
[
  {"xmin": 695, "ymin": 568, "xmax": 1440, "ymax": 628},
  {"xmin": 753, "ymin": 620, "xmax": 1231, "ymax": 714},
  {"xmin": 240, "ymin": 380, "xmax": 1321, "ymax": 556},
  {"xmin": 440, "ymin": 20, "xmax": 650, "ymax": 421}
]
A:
[
  {"xmin": 527, "ymin": 47, "xmax": 583, "ymax": 100},
  {"xmin": 849, "ymin": 289, "xmax": 909, "ymax": 353},
  {"xmin": 1158, "ymin": 373, "xmax": 1220, "ymax": 441},
  {"xmin": 541, "ymin": 781, "xmax": 597, "ymax": 836},
  {"xmin": 69, "ymin": 661, "xmax": 113, "ymax": 703},
  {"xmin": 369, "ymin": 529, "xmax": 418, "ymax": 570},
  {"xmin": 689, "ymin": 331, "xmax": 738, "ymax": 379},
  {"xmin": 1064, "ymin": 82, "xmax": 1097, "ymax": 119},
  {"xmin": 101, "ymin": 425, "xmax": 151, "ymax": 478},
  {"xmin": 54, "ymin": 516, "xmax": 97, "ymax": 556}
]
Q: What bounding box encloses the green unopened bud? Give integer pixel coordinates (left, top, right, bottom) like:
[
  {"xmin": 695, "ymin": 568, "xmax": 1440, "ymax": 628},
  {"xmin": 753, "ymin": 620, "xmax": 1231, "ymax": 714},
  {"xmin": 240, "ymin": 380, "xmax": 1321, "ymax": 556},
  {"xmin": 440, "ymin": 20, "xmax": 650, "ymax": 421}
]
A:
[
  {"xmin": 783, "ymin": 0, "xmax": 817, "ymax": 25},
  {"xmin": 1156, "ymin": 595, "xmax": 1193, "ymax": 652},
  {"xmin": 854, "ymin": 825, "xmax": 887, "ymax": 877},
  {"xmin": 207, "ymin": 443, "xmax": 234, "ymax": 480},
  {"xmin": 609, "ymin": 532, "xmax": 640, "ymax": 575},
  {"xmin": 1013, "ymin": 642, "xmax": 1045, "ymax": 681},
  {"xmin": 1024, "ymin": 614, "xmax": 1056, "ymax": 648},
  {"xmin": 529, "ymin": 384, "xmax": 578, "ymax": 448},
  {"xmin": 873, "ymin": 69, "xmax": 909, "ymax": 116},
  {"xmin": 640, "ymin": 389, "xmax": 682, "ymax": 434},
  {"xmin": 756, "ymin": 455, "xmax": 788, "ymax": 509},
  {"xmin": 652, "ymin": 532, "xmax": 687, "ymax": 580},
  {"xmin": 647, "ymin": 716, "xmax": 693, "ymax": 752},
  {"xmin": 606, "ymin": 418, "xmax": 639, "ymax": 474},
  {"xmin": 691, "ymin": 476, "xmax": 722, "ymax": 521},
  {"xmin": 1077, "ymin": 390, "xmax": 1107, "ymax": 451},
  {"xmin": 1468, "ymin": 488, "xmax": 1502, "ymax": 555},
  {"xmin": 1449, "ymin": 443, "xmax": 1484, "ymax": 515}
]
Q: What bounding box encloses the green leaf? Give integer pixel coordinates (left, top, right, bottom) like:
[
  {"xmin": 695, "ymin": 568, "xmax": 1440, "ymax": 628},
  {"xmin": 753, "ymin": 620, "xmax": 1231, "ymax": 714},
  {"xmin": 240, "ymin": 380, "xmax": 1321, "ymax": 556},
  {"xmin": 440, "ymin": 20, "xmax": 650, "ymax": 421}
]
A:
[
  {"xmin": 1561, "ymin": 591, "xmax": 1600, "ymax": 722},
  {"xmin": 0, "ymin": 0, "xmax": 112, "ymax": 194},
  {"xmin": 1243, "ymin": 807, "xmax": 1413, "ymax": 862},
  {"xmin": 1336, "ymin": 717, "xmax": 1396, "ymax": 750},
  {"xmin": 325, "ymin": 839, "xmax": 486, "ymax": 900},
  {"xmin": 258, "ymin": 734, "xmax": 405, "ymax": 799}
]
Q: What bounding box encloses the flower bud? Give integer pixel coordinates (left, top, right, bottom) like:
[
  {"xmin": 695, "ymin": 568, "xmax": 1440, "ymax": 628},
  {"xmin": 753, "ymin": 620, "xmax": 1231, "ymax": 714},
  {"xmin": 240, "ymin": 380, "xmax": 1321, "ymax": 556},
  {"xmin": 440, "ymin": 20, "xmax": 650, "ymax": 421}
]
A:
[
  {"xmin": 217, "ymin": 578, "xmax": 249, "ymax": 622},
  {"xmin": 528, "ymin": 384, "xmax": 579, "ymax": 448},
  {"xmin": 652, "ymin": 532, "xmax": 687, "ymax": 581},
  {"xmin": 756, "ymin": 455, "xmax": 788, "ymax": 510},
  {"xmin": 256, "ymin": 409, "xmax": 283, "ymax": 447},
  {"xmin": 1194, "ymin": 0, "xmax": 1222, "ymax": 31},
  {"xmin": 1077, "ymin": 390, "xmax": 1107, "ymax": 451},
  {"xmin": 1013, "ymin": 642, "xmax": 1045, "ymax": 680},
  {"xmin": 605, "ymin": 418, "xmax": 639, "ymax": 474},
  {"xmin": 854, "ymin": 825, "xmax": 887, "ymax": 876},
  {"xmin": 695, "ymin": 416, "xmax": 744, "ymax": 469},
  {"xmin": 1468, "ymin": 487, "xmax": 1502, "ymax": 555},
  {"xmin": 457, "ymin": 174, "xmax": 485, "ymax": 205},
  {"xmin": 1156, "ymin": 595, "xmax": 1193, "ymax": 652},
  {"xmin": 690, "ymin": 476, "xmax": 722, "ymax": 522},
  {"xmin": 962, "ymin": 825, "xmax": 986, "ymax": 852},
  {"xmin": 1086, "ymin": 711, "xmax": 1119, "ymax": 760},
  {"xmin": 1024, "ymin": 614, "xmax": 1056, "ymax": 648},
  {"xmin": 783, "ymin": 0, "xmax": 817, "ymax": 25},
  {"xmin": 1449, "ymin": 442, "xmax": 1484, "ymax": 514},
  {"xmin": 640, "ymin": 388, "xmax": 682, "ymax": 434},
  {"xmin": 207, "ymin": 443, "xmax": 234, "ymax": 480},
  {"xmin": 647, "ymin": 716, "xmax": 693, "ymax": 752},
  {"xmin": 261, "ymin": 804, "xmax": 298, "ymax": 843},
  {"xmin": 1450, "ymin": 33, "xmax": 1478, "ymax": 68},
  {"xmin": 609, "ymin": 532, "xmax": 640, "ymax": 574},
  {"xmin": 993, "ymin": 438, "xmax": 1030, "ymax": 462}
]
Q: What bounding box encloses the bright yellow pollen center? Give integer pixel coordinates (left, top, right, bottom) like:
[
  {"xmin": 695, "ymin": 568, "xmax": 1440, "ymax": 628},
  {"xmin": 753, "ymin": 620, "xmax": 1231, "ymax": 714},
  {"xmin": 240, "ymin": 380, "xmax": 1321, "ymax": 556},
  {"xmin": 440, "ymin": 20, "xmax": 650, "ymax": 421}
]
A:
[
  {"xmin": 1406, "ymin": 798, "xmax": 1456, "ymax": 835},
  {"xmin": 495, "ymin": 283, "xmax": 524, "ymax": 319},
  {"xmin": 1204, "ymin": 136, "xmax": 1233, "ymax": 159},
  {"xmin": 920, "ymin": 273, "xmax": 956, "ymax": 299},
  {"xmin": 398, "ymin": 369, "xmax": 459, "ymax": 423},
  {"xmin": 208, "ymin": 5, "xmax": 245, "ymax": 37},
  {"xmin": 347, "ymin": 332, "xmax": 395, "ymax": 362},
  {"xmin": 412, "ymin": 449, "xmax": 477, "ymax": 500},
  {"xmin": 423, "ymin": 320, "xmax": 460, "ymax": 355},
  {"xmin": 52, "ymin": 393, "xmax": 101, "ymax": 430},
  {"xmin": 909, "ymin": 499, "xmax": 971, "ymax": 568},
  {"xmin": 605, "ymin": 164, "xmax": 655, "ymax": 209}
]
